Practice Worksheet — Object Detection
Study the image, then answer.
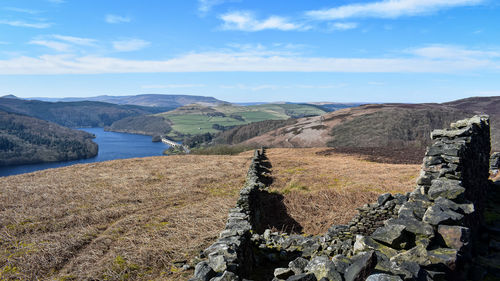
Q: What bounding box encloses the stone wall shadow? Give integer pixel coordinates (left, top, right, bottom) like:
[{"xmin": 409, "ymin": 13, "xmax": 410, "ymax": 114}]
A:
[{"xmin": 255, "ymin": 190, "xmax": 303, "ymax": 234}]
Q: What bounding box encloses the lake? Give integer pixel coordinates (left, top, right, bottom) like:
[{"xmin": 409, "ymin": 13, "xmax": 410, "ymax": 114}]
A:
[{"xmin": 0, "ymin": 128, "xmax": 170, "ymax": 177}]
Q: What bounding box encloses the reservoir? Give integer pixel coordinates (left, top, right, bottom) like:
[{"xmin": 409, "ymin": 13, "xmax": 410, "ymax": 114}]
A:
[{"xmin": 0, "ymin": 128, "xmax": 169, "ymax": 177}]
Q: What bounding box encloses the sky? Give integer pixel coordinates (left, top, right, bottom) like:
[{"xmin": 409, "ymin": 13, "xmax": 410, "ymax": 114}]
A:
[{"xmin": 0, "ymin": 0, "xmax": 499, "ymax": 103}]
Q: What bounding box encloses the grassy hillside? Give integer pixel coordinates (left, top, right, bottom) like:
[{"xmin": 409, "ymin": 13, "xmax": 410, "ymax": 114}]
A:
[
  {"xmin": 0, "ymin": 98, "xmax": 168, "ymax": 128},
  {"xmin": 105, "ymin": 115, "xmax": 172, "ymax": 136},
  {"xmin": 109, "ymin": 103, "xmax": 327, "ymax": 140},
  {"xmin": 0, "ymin": 148, "xmax": 419, "ymax": 280},
  {"xmin": 36, "ymin": 94, "xmax": 227, "ymax": 108},
  {"xmin": 0, "ymin": 110, "xmax": 98, "ymax": 166}
]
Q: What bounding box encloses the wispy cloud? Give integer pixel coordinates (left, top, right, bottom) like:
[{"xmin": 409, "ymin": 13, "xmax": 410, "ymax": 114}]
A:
[
  {"xmin": 52, "ymin": 35, "xmax": 97, "ymax": 46},
  {"xmin": 141, "ymin": 84, "xmax": 206, "ymax": 89},
  {"xmin": 112, "ymin": 39, "xmax": 150, "ymax": 52},
  {"xmin": 0, "ymin": 45, "xmax": 498, "ymax": 74},
  {"xmin": 29, "ymin": 40, "xmax": 71, "ymax": 52},
  {"xmin": 4, "ymin": 7, "xmax": 41, "ymax": 14},
  {"xmin": 105, "ymin": 14, "xmax": 131, "ymax": 24},
  {"xmin": 329, "ymin": 22, "xmax": 358, "ymax": 31},
  {"xmin": 306, "ymin": 0, "xmax": 483, "ymax": 20},
  {"xmin": 0, "ymin": 19, "xmax": 52, "ymax": 29},
  {"xmin": 198, "ymin": 0, "xmax": 230, "ymax": 13},
  {"xmin": 220, "ymin": 11, "xmax": 308, "ymax": 31},
  {"xmin": 409, "ymin": 44, "xmax": 500, "ymax": 59}
]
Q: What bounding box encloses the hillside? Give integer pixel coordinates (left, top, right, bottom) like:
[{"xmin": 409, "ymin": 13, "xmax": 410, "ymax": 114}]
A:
[
  {"xmin": 0, "ymin": 98, "xmax": 168, "ymax": 128},
  {"xmin": 239, "ymin": 102, "xmax": 489, "ymax": 149},
  {"xmin": 109, "ymin": 103, "xmax": 327, "ymax": 140},
  {"xmin": 0, "ymin": 148, "xmax": 419, "ymax": 280},
  {"xmin": 0, "ymin": 110, "xmax": 98, "ymax": 166},
  {"xmin": 34, "ymin": 94, "xmax": 227, "ymax": 108}
]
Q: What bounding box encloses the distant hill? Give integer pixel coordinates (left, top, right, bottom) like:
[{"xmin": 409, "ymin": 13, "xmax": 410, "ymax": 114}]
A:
[
  {"xmin": 238, "ymin": 102, "xmax": 495, "ymax": 149},
  {"xmin": 307, "ymin": 102, "xmax": 366, "ymax": 112},
  {"xmin": 108, "ymin": 103, "xmax": 327, "ymax": 140},
  {"xmin": 0, "ymin": 110, "xmax": 98, "ymax": 166},
  {"xmin": 34, "ymin": 94, "xmax": 227, "ymax": 108},
  {"xmin": 0, "ymin": 98, "xmax": 169, "ymax": 128}
]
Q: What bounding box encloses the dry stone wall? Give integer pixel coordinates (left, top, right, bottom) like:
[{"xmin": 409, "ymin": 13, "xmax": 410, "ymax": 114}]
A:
[{"xmin": 190, "ymin": 115, "xmax": 495, "ymax": 281}]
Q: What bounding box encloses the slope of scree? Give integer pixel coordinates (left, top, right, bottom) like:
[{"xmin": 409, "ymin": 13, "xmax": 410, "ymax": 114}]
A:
[{"xmin": 191, "ymin": 115, "xmax": 499, "ymax": 281}]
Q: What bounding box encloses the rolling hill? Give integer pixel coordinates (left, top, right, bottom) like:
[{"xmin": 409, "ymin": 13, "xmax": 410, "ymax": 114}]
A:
[
  {"xmin": 34, "ymin": 94, "xmax": 227, "ymax": 108},
  {"xmin": 0, "ymin": 98, "xmax": 169, "ymax": 128},
  {"xmin": 0, "ymin": 110, "xmax": 98, "ymax": 166},
  {"xmin": 107, "ymin": 103, "xmax": 327, "ymax": 139}
]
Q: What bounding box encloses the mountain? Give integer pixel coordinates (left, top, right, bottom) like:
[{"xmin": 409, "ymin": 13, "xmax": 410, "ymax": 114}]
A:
[
  {"xmin": 0, "ymin": 98, "xmax": 169, "ymax": 128},
  {"xmin": 237, "ymin": 102, "xmax": 489, "ymax": 149},
  {"xmin": 107, "ymin": 103, "xmax": 327, "ymax": 140},
  {"xmin": 33, "ymin": 94, "xmax": 227, "ymax": 108},
  {"xmin": 0, "ymin": 110, "xmax": 98, "ymax": 166},
  {"xmin": 306, "ymin": 102, "xmax": 366, "ymax": 112},
  {"xmin": 1, "ymin": 94, "xmax": 20, "ymax": 99}
]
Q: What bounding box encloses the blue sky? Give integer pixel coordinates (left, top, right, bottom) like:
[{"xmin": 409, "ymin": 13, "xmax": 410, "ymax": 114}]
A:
[{"xmin": 0, "ymin": 0, "xmax": 499, "ymax": 103}]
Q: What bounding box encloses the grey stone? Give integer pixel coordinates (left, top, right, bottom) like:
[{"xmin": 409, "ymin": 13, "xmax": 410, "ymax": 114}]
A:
[
  {"xmin": 304, "ymin": 256, "xmax": 342, "ymax": 281},
  {"xmin": 422, "ymin": 204, "xmax": 464, "ymax": 225},
  {"xmin": 434, "ymin": 197, "xmax": 474, "ymax": 214},
  {"xmin": 437, "ymin": 225, "xmax": 470, "ymax": 250},
  {"xmin": 194, "ymin": 261, "xmax": 217, "ymax": 281},
  {"xmin": 378, "ymin": 193, "xmax": 393, "ymax": 206},
  {"xmin": 274, "ymin": 268, "xmax": 294, "ymax": 279},
  {"xmin": 370, "ymin": 224, "xmax": 407, "ymax": 249},
  {"xmin": 428, "ymin": 179, "xmax": 465, "ymax": 200},
  {"xmin": 331, "ymin": 254, "xmax": 351, "ymax": 274},
  {"xmin": 289, "ymin": 257, "xmax": 309, "ymax": 275},
  {"xmin": 210, "ymin": 271, "xmax": 239, "ymax": 281},
  {"xmin": 431, "ymin": 127, "xmax": 471, "ymax": 139},
  {"xmin": 366, "ymin": 274, "xmax": 403, "ymax": 281},
  {"xmin": 344, "ymin": 251, "xmax": 377, "ymax": 281},
  {"xmin": 208, "ymin": 254, "xmax": 227, "ymax": 273},
  {"xmin": 390, "ymin": 245, "xmax": 430, "ymax": 267},
  {"xmin": 428, "ymin": 248, "xmax": 459, "ymax": 271},
  {"xmin": 286, "ymin": 273, "xmax": 317, "ymax": 281},
  {"xmin": 264, "ymin": 229, "xmax": 272, "ymax": 240},
  {"xmin": 385, "ymin": 217, "xmax": 434, "ymax": 237},
  {"xmin": 353, "ymin": 235, "xmax": 398, "ymax": 258}
]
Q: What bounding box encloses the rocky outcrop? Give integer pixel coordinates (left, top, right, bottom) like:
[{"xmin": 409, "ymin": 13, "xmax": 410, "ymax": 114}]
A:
[{"xmin": 190, "ymin": 115, "xmax": 496, "ymax": 281}]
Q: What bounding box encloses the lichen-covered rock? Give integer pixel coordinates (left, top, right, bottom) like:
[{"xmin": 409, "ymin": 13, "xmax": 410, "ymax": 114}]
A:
[
  {"xmin": 427, "ymin": 179, "xmax": 465, "ymax": 200},
  {"xmin": 274, "ymin": 268, "xmax": 294, "ymax": 279},
  {"xmin": 428, "ymin": 248, "xmax": 459, "ymax": 271},
  {"xmin": 210, "ymin": 271, "xmax": 239, "ymax": 281},
  {"xmin": 331, "ymin": 254, "xmax": 351, "ymax": 274},
  {"xmin": 437, "ymin": 225, "xmax": 470, "ymax": 250},
  {"xmin": 353, "ymin": 235, "xmax": 398, "ymax": 258},
  {"xmin": 208, "ymin": 254, "xmax": 227, "ymax": 272},
  {"xmin": 366, "ymin": 273, "xmax": 403, "ymax": 281},
  {"xmin": 289, "ymin": 257, "xmax": 310, "ymax": 275},
  {"xmin": 344, "ymin": 251, "xmax": 377, "ymax": 281},
  {"xmin": 390, "ymin": 245, "xmax": 430, "ymax": 266},
  {"xmin": 378, "ymin": 193, "xmax": 393, "ymax": 206},
  {"xmin": 370, "ymin": 224, "xmax": 407, "ymax": 249},
  {"xmin": 385, "ymin": 217, "xmax": 434, "ymax": 237},
  {"xmin": 194, "ymin": 261, "xmax": 217, "ymax": 281},
  {"xmin": 286, "ymin": 273, "xmax": 317, "ymax": 281},
  {"xmin": 422, "ymin": 204, "xmax": 464, "ymax": 225},
  {"xmin": 304, "ymin": 256, "xmax": 342, "ymax": 281}
]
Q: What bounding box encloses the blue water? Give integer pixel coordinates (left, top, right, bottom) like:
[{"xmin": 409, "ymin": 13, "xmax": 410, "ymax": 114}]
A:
[{"xmin": 0, "ymin": 128, "xmax": 169, "ymax": 177}]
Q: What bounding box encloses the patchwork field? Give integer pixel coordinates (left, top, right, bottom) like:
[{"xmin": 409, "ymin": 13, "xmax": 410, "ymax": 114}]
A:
[{"xmin": 0, "ymin": 148, "xmax": 420, "ymax": 280}]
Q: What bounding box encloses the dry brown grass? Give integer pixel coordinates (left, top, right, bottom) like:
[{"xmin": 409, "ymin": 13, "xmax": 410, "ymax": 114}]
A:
[{"xmin": 0, "ymin": 148, "xmax": 421, "ymax": 280}]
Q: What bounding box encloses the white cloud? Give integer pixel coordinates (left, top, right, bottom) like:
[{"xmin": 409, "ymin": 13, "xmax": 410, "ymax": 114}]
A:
[
  {"xmin": 0, "ymin": 19, "xmax": 52, "ymax": 28},
  {"xmin": 105, "ymin": 14, "xmax": 131, "ymax": 24},
  {"xmin": 112, "ymin": 39, "xmax": 150, "ymax": 52},
  {"xmin": 29, "ymin": 40, "xmax": 71, "ymax": 52},
  {"xmin": 306, "ymin": 0, "xmax": 483, "ymax": 20},
  {"xmin": 329, "ymin": 22, "xmax": 358, "ymax": 31},
  {"xmin": 220, "ymin": 11, "xmax": 307, "ymax": 31},
  {"xmin": 409, "ymin": 45, "xmax": 500, "ymax": 59},
  {"xmin": 199, "ymin": 0, "xmax": 227, "ymax": 13},
  {"xmin": 4, "ymin": 7, "xmax": 41, "ymax": 14},
  {"xmin": 141, "ymin": 84, "xmax": 206, "ymax": 89},
  {"xmin": 0, "ymin": 45, "xmax": 498, "ymax": 75},
  {"xmin": 51, "ymin": 35, "xmax": 97, "ymax": 46}
]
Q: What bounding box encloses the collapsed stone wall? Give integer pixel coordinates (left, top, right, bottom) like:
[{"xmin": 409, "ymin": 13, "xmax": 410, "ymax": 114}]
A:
[{"xmin": 190, "ymin": 115, "xmax": 494, "ymax": 281}]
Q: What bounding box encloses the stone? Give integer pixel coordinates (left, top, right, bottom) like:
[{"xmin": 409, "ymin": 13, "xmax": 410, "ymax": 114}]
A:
[
  {"xmin": 274, "ymin": 268, "xmax": 294, "ymax": 279},
  {"xmin": 370, "ymin": 224, "xmax": 407, "ymax": 249},
  {"xmin": 264, "ymin": 229, "xmax": 272, "ymax": 240},
  {"xmin": 431, "ymin": 127, "xmax": 471, "ymax": 139},
  {"xmin": 428, "ymin": 248, "xmax": 459, "ymax": 271},
  {"xmin": 304, "ymin": 256, "xmax": 342, "ymax": 281},
  {"xmin": 434, "ymin": 197, "xmax": 474, "ymax": 214},
  {"xmin": 378, "ymin": 193, "xmax": 393, "ymax": 206},
  {"xmin": 366, "ymin": 274, "xmax": 403, "ymax": 281},
  {"xmin": 398, "ymin": 200, "xmax": 432, "ymax": 220},
  {"xmin": 353, "ymin": 235, "xmax": 398, "ymax": 258},
  {"xmin": 344, "ymin": 251, "xmax": 377, "ymax": 281},
  {"xmin": 428, "ymin": 179, "xmax": 465, "ymax": 200},
  {"xmin": 194, "ymin": 261, "xmax": 217, "ymax": 281},
  {"xmin": 437, "ymin": 225, "xmax": 470, "ymax": 250},
  {"xmin": 491, "ymin": 152, "xmax": 500, "ymax": 170},
  {"xmin": 422, "ymin": 204, "xmax": 463, "ymax": 225},
  {"xmin": 385, "ymin": 218, "xmax": 434, "ymax": 237},
  {"xmin": 289, "ymin": 257, "xmax": 310, "ymax": 275},
  {"xmin": 286, "ymin": 273, "xmax": 317, "ymax": 281},
  {"xmin": 390, "ymin": 245, "xmax": 431, "ymax": 267},
  {"xmin": 331, "ymin": 254, "xmax": 351, "ymax": 274},
  {"xmin": 208, "ymin": 254, "xmax": 227, "ymax": 272},
  {"xmin": 210, "ymin": 271, "xmax": 239, "ymax": 281}
]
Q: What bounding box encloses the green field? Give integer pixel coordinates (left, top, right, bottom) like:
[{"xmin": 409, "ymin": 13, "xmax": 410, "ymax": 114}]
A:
[{"xmin": 154, "ymin": 103, "xmax": 326, "ymax": 138}]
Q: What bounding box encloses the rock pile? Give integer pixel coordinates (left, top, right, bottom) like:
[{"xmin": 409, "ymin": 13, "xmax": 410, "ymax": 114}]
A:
[{"xmin": 190, "ymin": 115, "xmax": 495, "ymax": 281}]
